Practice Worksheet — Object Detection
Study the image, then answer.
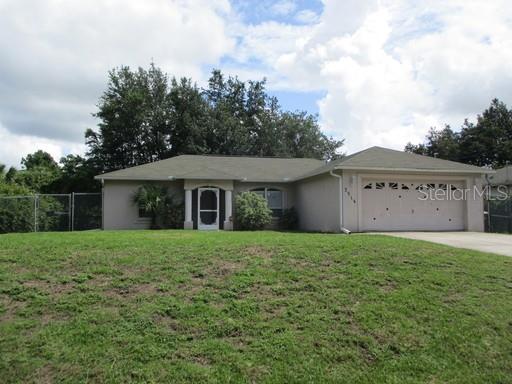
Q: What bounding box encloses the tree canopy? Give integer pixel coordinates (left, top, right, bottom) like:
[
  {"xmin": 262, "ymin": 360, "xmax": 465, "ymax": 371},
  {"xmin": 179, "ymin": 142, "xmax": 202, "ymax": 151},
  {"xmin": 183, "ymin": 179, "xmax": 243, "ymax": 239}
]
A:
[
  {"xmin": 21, "ymin": 150, "xmax": 59, "ymax": 171},
  {"xmin": 0, "ymin": 151, "xmax": 101, "ymax": 194},
  {"xmin": 86, "ymin": 65, "xmax": 343, "ymax": 172},
  {"xmin": 1, "ymin": 65, "xmax": 344, "ymax": 194},
  {"xmin": 405, "ymin": 99, "xmax": 512, "ymax": 168}
]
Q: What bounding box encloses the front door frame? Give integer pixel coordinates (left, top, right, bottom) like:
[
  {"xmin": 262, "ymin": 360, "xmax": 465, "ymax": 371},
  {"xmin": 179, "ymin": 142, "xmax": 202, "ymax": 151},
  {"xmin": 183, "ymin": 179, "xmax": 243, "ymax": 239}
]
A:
[{"xmin": 197, "ymin": 187, "xmax": 220, "ymax": 230}]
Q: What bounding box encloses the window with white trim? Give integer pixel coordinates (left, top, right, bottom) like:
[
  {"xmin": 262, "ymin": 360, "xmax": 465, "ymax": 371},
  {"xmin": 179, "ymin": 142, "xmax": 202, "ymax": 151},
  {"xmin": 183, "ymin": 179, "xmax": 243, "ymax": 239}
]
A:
[{"xmin": 251, "ymin": 188, "xmax": 283, "ymax": 217}]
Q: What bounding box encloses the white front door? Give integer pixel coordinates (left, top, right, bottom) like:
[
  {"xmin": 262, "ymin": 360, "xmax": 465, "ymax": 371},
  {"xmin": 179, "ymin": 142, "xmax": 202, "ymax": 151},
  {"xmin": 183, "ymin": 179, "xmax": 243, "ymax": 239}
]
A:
[{"xmin": 198, "ymin": 188, "xmax": 219, "ymax": 230}]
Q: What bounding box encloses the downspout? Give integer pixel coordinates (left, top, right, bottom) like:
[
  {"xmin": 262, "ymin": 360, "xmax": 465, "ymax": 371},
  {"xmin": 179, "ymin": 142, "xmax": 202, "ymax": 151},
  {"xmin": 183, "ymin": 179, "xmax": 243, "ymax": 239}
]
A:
[
  {"xmin": 101, "ymin": 179, "xmax": 105, "ymax": 230},
  {"xmin": 329, "ymin": 169, "xmax": 351, "ymax": 234}
]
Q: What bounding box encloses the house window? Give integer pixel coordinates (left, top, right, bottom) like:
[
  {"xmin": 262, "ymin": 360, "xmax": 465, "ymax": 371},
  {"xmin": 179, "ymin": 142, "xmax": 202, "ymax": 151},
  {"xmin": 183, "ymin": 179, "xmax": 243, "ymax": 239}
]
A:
[
  {"xmin": 251, "ymin": 188, "xmax": 283, "ymax": 217},
  {"xmin": 138, "ymin": 205, "xmax": 151, "ymax": 218}
]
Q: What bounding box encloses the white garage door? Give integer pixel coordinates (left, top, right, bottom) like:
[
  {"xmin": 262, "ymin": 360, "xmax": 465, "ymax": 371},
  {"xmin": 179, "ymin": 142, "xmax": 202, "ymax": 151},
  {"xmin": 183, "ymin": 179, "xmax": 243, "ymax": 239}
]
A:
[{"xmin": 361, "ymin": 179, "xmax": 466, "ymax": 231}]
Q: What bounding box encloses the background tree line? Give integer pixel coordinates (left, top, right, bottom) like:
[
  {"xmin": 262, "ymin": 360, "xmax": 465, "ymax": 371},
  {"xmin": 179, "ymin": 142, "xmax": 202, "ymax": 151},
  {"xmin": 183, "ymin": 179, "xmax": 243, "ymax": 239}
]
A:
[
  {"xmin": 2, "ymin": 65, "xmax": 512, "ymax": 197},
  {"xmin": 86, "ymin": 65, "xmax": 343, "ymax": 171},
  {"xmin": 405, "ymin": 98, "xmax": 512, "ymax": 168},
  {"xmin": 1, "ymin": 64, "xmax": 343, "ymax": 195}
]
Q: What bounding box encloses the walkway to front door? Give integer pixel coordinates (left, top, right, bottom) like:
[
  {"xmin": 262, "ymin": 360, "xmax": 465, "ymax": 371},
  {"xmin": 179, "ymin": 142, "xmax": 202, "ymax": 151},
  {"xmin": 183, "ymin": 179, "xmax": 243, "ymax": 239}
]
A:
[{"xmin": 198, "ymin": 188, "xmax": 219, "ymax": 230}]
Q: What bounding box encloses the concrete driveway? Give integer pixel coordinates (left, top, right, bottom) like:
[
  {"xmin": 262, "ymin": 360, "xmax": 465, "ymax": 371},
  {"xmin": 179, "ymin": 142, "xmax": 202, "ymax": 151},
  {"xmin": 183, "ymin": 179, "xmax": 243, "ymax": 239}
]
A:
[{"xmin": 380, "ymin": 232, "xmax": 512, "ymax": 257}]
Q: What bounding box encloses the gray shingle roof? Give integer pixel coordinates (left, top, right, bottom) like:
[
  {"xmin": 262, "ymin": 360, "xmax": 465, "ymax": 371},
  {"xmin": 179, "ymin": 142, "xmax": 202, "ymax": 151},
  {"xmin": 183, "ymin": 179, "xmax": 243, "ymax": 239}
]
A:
[
  {"xmin": 295, "ymin": 146, "xmax": 492, "ymax": 179},
  {"xmin": 488, "ymin": 165, "xmax": 512, "ymax": 185},
  {"xmin": 95, "ymin": 155, "xmax": 325, "ymax": 182},
  {"xmin": 96, "ymin": 147, "xmax": 491, "ymax": 183}
]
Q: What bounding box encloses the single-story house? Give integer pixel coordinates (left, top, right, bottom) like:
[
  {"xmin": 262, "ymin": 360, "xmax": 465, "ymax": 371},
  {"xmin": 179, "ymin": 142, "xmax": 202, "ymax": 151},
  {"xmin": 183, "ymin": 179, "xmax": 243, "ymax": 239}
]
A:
[{"xmin": 95, "ymin": 146, "xmax": 491, "ymax": 232}]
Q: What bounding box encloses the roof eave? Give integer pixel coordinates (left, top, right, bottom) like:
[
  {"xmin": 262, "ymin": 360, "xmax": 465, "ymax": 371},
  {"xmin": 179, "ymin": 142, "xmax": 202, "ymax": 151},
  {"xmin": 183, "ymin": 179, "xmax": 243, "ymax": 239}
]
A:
[
  {"xmin": 95, "ymin": 175, "xmax": 177, "ymax": 181},
  {"xmin": 96, "ymin": 175, "xmax": 297, "ymax": 183},
  {"xmin": 333, "ymin": 165, "xmax": 495, "ymax": 174}
]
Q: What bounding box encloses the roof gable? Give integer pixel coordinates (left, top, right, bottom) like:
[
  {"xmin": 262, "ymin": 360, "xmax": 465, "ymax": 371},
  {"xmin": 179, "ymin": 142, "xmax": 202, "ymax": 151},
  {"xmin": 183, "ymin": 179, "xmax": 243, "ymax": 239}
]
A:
[
  {"xmin": 295, "ymin": 146, "xmax": 491, "ymax": 179},
  {"xmin": 338, "ymin": 146, "xmax": 488, "ymax": 172},
  {"xmin": 489, "ymin": 165, "xmax": 512, "ymax": 185}
]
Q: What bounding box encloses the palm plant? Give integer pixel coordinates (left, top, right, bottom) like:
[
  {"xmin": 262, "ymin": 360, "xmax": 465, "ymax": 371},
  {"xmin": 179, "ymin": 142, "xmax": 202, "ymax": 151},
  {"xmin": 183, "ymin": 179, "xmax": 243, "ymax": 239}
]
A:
[{"xmin": 132, "ymin": 184, "xmax": 168, "ymax": 228}]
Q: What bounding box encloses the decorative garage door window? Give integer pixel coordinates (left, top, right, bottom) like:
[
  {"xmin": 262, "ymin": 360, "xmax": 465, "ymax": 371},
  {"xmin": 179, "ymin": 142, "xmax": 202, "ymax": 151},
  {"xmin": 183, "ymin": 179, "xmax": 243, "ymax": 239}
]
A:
[
  {"xmin": 364, "ymin": 182, "xmax": 461, "ymax": 193},
  {"xmin": 361, "ymin": 180, "xmax": 466, "ymax": 231},
  {"xmin": 251, "ymin": 188, "xmax": 283, "ymax": 217}
]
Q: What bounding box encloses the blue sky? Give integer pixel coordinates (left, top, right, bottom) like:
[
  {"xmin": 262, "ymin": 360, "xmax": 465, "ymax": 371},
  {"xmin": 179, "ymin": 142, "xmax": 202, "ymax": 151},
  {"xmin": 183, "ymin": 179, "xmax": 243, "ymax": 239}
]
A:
[
  {"xmin": 269, "ymin": 90, "xmax": 325, "ymax": 115},
  {"xmin": 224, "ymin": 0, "xmax": 325, "ymax": 115},
  {"xmin": 232, "ymin": 0, "xmax": 323, "ymax": 25},
  {"xmin": 1, "ymin": 0, "xmax": 512, "ymax": 167}
]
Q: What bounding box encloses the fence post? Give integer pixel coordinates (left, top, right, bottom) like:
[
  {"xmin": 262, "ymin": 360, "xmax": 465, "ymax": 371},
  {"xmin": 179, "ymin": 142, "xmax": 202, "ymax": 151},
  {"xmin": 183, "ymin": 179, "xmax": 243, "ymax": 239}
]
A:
[
  {"xmin": 71, "ymin": 192, "xmax": 75, "ymax": 232},
  {"xmin": 34, "ymin": 194, "xmax": 38, "ymax": 232},
  {"xmin": 68, "ymin": 193, "xmax": 72, "ymax": 232},
  {"xmin": 509, "ymin": 198, "xmax": 512, "ymax": 234},
  {"xmin": 33, "ymin": 195, "xmax": 36, "ymax": 232},
  {"xmin": 487, "ymin": 199, "xmax": 491, "ymax": 232}
]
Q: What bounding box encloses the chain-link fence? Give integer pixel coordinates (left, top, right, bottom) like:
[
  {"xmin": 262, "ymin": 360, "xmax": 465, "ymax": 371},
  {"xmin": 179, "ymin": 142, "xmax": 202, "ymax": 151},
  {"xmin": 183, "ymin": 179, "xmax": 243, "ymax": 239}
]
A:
[
  {"xmin": 0, "ymin": 193, "xmax": 101, "ymax": 234},
  {"xmin": 485, "ymin": 198, "xmax": 512, "ymax": 233}
]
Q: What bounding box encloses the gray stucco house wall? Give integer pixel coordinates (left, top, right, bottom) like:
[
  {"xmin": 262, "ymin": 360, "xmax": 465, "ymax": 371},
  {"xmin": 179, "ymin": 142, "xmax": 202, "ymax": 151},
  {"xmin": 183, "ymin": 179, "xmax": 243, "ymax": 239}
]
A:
[{"xmin": 96, "ymin": 147, "xmax": 491, "ymax": 233}]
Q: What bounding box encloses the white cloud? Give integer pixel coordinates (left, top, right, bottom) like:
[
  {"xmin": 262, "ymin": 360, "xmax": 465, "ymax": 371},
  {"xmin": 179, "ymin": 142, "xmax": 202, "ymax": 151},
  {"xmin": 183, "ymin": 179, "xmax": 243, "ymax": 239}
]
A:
[
  {"xmin": 0, "ymin": 0, "xmax": 235, "ymax": 153},
  {"xmin": 271, "ymin": 0, "xmax": 297, "ymax": 16},
  {"xmin": 2, "ymin": 0, "xmax": 512, "ymax": 165},
  {"xmin": 295, "ymin": 10, "xmax": 320, "ymax": 24},
  {"xmin": 0, "ymin": 123, "xmax": 85, "ymax": 168},
  {"xmin": 236, "ymin": 0, "xmax": 512, "ymax": 152}
]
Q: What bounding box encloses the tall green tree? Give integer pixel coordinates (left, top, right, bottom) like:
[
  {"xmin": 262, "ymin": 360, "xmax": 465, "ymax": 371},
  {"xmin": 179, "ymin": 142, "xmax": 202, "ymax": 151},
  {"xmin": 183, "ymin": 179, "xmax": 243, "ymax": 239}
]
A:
[
  {"xmin": 21, "ymin": 150, "xmax": 59, "ymax": 171},
  {"xmin": 86, "ymin": 65, "xmax": 344, "ymax": 173},
  {"xmin": 458, "ymin": 99, "xmax": 512, "ymax": 167},
  {"xmin": 51, "ymin": 155, "xmax": 101, "ymax": 193},
  {"xmin": 11, "ymin": 151, "xmax": 61, "ymax": 193},
  {"xmin": 4, "ymin": 167, "xmax": 17, "ymax": 184},
  {"xmin": 405, "ymin": 125, "xmax": 460, "ymax": 161},
  {"xmin": 204, "ymin": 71, "xmax": 253, "ymax": 155},
  {"xmin": 405, "ymin": 99, "xmax": 512, "ymax": 168},
  {"xmin": 86, "ymin": 63, "xmax": 172, "ymax": 170},
  {"xmin": 167, "ymin": 78, "xmax": 210, "ymax": 156}
]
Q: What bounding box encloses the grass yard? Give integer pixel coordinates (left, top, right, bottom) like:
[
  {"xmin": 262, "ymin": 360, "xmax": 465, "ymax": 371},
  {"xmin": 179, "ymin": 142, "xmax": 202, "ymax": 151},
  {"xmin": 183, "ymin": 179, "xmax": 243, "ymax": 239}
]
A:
[{"xmin": 0, "ymin": 231, "xmax": 511, "ymax": 383}]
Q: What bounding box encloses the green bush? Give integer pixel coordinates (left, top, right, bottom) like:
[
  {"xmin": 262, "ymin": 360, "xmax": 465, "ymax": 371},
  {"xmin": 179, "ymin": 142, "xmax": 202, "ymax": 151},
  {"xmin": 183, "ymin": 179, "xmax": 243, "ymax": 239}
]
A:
[
  {"xmin": 0, "ymin": 183, "xmax": 34, "ymax": 233},
  {"xmin": 132, "ymin": 184, "xmax": 184, "ymax": 229},
  {"xmin": 279, "ymin": 207, "xmax": 299, "ymax": 230},
  {"xmin": 235, "ymin": 192, "xmax": 272, "ymax": 230},
  {"xmin": 157, "ymin": 193, "xmax": 184, "ymax": 229},
  {"xmin": 0, "ymin": 190, "xmax": 65, "ymax": 233}
]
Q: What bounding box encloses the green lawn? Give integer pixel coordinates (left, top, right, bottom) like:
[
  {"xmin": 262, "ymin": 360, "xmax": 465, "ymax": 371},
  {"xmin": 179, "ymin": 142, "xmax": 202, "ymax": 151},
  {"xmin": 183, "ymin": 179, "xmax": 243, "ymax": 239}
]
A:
[{"xmin": 0, "ymin": 231, "xmax": 511, "ymax": 383}]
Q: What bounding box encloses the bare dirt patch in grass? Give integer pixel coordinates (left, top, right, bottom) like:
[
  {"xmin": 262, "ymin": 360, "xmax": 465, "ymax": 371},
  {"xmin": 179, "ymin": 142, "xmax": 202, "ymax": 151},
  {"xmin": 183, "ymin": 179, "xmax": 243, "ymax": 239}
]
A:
[
  {"xmin": 207, "ymin": 260, "xmax": 244, "ymax": 277},
  {"xmin": 0, "ymin": 296, "xmax": 26, "ymax": 321},
  {"xmin": 102, "ymin": 283, "xmax": 161, "ymax": 300},
  {"xmin": 30, "ymin": 365, "xmax": 55, "ymax": 384},
  {"xmin": 378, "ymin": 279, "xmax": 398, "ymax": 293},
  {"xmin": 182, "ymin": 259, "xmax": 247, "ymax": 291},
  {"xmin": 243, "ymin": 245, "xmax": 274, "ymax": 261},
  {"xmin": 23, "ymin": 280, "xmax": 75, "ymax": 296}
]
